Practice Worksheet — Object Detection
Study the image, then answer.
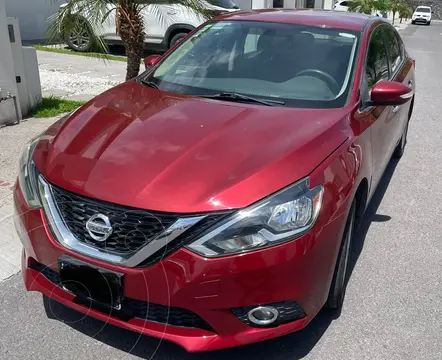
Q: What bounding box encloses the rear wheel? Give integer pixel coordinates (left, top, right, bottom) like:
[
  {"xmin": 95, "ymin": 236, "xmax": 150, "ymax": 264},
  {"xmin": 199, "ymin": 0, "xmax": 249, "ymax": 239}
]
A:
[
  {"xmin": 66, "ymin": 18, "xmax": 92, "ymax": 52},
  {"xmin": 169, "ymin": 32, "xmax": 188, "ymax": 48},
  {"xmin": 325, "ymin": 200, "xmax": 356, "ymax": 309}
]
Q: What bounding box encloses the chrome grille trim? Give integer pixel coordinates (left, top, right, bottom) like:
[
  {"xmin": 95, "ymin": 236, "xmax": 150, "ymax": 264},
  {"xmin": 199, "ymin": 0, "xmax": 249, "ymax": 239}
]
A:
[{"xmin": 38, "ymin": 175, "xmax": 206, "ymax": 267}]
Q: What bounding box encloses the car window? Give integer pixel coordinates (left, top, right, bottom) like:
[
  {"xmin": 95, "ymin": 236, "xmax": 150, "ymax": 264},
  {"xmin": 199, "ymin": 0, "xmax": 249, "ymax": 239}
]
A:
[
  {"xmin": 341, "ymin": 1, "xmax": 349, "ymax": 6},
  {"xmin": 382, "ymin": 26, "xmax": 403, "ymax": 74},
  {"xmin": 207, "ymin": 0, "xmax": 239, "ymax": 9},
  {"xmin": 365, "ymin": 27, "xmax": 389, "ymax": 88},
  {"xmin": 147, "ymin": 21, "xmax": 360, "ymax": 109},
  {"xmin": 416, "ymin": 7, "xmax": 431, "ymax": 13},
  {"xmin": 243, "ymin": 28, "xmax": 262, "ymax": 54}
]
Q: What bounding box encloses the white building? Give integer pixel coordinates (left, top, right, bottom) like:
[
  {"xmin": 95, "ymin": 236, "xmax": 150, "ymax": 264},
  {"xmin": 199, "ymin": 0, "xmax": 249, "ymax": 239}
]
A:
[{"xmin": 5, "ymin": 0, "xmax": 60, "ymax": 41}]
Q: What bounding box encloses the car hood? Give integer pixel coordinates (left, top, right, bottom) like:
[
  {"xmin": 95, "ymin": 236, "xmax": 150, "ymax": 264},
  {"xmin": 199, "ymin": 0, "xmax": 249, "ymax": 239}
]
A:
[{"xmin": 34, "ymin": 81, "xmax": 350, "ymax": 213}]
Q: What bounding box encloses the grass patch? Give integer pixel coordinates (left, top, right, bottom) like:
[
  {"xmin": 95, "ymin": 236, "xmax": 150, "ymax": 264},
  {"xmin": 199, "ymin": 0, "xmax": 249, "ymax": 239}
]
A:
[
  {"xmin": 31, "ymin": 97, "xmax": 86, "ymax": 118},
  {"xmin": 33, "ymin": 44, "xmax": 128, "ymax": 62}
]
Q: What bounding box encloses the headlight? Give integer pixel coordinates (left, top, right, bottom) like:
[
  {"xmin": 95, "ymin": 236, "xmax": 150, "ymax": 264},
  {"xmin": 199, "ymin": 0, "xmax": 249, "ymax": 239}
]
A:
[
  {"xmin": 186, "ymin": 178, "xmax": 324, "ymax": 257},
  {"xmin": 18, "ymin": 135, "xmax": 42, "ymax": 209}
]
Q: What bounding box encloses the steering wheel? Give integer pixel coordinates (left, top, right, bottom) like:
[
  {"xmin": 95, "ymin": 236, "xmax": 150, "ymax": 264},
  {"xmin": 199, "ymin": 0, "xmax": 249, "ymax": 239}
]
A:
[{"xmin": 295, "ymin": 69, "xmax": 340, "ymax": 94}]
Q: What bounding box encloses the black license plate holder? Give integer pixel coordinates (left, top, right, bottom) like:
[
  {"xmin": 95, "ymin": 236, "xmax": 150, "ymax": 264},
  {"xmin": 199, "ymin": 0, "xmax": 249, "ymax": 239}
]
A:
[{"xmin": 58, "ymin": 255, "xmax": 124, "ymax": 310}]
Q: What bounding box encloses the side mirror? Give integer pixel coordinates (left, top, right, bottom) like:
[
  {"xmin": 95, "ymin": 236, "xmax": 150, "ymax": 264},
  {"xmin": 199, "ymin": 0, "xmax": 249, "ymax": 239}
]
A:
[
  {"xmin": 370, "ymin": 80, "xmax": 413, "ymax": 106},
  {"xmin": 144, "ymin": 54, "xmax": 161, "ymax": 70}
]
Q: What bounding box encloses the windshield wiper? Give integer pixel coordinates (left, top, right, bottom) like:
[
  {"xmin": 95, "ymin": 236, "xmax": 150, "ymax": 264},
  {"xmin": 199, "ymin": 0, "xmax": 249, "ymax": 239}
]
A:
[
  {"xmin": 140, "ymin": 78, "xmax": 159, "ymax": 89},
  {"xmin": 196, "ymin": 92, "xmax": 285, "ymax": 106}
]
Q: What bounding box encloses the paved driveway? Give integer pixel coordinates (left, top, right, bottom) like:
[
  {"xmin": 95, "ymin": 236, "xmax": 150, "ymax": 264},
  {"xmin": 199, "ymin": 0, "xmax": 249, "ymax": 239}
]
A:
[
  {"xmin": 37, "ymin": 50, "xmax": 126, "ymax": 101},
  {"xmin": 0, "ymin": 22, "xmax": 441, "ymax": 360}
]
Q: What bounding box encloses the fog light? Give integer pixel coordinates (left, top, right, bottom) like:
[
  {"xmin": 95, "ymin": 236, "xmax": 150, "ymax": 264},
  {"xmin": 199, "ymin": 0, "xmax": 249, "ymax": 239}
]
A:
[{"xmin": 247, "ymin": 306, "xmax": 279, "ymax": 325}]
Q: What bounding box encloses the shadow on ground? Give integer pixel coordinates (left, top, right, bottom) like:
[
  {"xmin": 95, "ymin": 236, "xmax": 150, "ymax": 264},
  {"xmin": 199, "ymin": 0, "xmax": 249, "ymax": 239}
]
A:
[{"xmin": 43, "ymin": 158, "xmax": 400, "ymax": 360}]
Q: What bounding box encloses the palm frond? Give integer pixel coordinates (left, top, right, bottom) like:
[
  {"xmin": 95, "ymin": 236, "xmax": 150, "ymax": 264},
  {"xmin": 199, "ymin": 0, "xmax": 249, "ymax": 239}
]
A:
[{"xmin": 46, "ymin": 0, "xmax": 114, "ymax": 60}]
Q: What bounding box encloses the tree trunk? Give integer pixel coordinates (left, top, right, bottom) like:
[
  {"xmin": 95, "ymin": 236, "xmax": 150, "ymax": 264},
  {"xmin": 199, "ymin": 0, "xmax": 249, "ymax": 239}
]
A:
[
  {"xmin": 118, "ymin": 5, "xmax": 144, "ymax": 81},
  {"xmin": 392, "ymin": 11, "xmax": 396, "ymax": 24},
  {"xmin": 400, "ymin": 17, "xmax": 403, "ymax": 23}
]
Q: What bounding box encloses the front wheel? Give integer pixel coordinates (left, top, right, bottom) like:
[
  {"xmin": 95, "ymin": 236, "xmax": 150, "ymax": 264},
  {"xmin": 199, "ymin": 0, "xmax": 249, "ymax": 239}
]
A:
[
  {"xmin": 427, "ymin": 21, "xmax": 431, "ymax": 26},
  {"xmin": 411, "ymin": 20, "xmax": 415, "ymax": 24},
  {"xmin": 325, "ymin": 200, "xmax": 356, "ymax": 309},
  {"xmin": 393, "ymin": 118, "xmax": 410, "ymax": 159}
]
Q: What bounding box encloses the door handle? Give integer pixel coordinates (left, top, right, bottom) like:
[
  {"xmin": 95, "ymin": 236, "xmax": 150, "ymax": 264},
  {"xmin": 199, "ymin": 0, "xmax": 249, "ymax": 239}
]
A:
[
  {"xmin": 167, "ymin": 11, "xmax": 177, "ymax": 15},
  {"xmin": 392, "ymin": 105, "xmax": 400, "ymax": 114}
]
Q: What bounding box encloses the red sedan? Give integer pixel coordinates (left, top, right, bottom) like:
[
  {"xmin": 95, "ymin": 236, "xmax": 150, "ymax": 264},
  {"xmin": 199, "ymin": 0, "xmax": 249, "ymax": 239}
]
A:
[{"xmin": 14, "ymin": 9, "xmax": 415, "ymax": 352}]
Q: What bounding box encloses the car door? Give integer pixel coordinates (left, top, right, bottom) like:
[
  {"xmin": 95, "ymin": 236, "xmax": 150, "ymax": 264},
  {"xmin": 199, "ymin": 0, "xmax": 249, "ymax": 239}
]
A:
[
  {"xmin": 359, "ymin": 25, "xmax": 396, "ymax": 190},
  {"xmin": 142, "ymin": 4, "xmax": 170, "ymax": 45},
  {"xmin": 381, "ymin": 25, "xmax": 413, "ymax": 151}
]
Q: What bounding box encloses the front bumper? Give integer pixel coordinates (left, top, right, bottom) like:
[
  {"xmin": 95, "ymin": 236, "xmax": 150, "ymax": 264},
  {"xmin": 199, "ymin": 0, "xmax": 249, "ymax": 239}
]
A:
[
  {"xmin": 14, "ymin": 180, "xmax": 348, "ymax": 352},
  {"xmin": 413, "ymin": 17, "xmax": 430, "ymax": 23}
]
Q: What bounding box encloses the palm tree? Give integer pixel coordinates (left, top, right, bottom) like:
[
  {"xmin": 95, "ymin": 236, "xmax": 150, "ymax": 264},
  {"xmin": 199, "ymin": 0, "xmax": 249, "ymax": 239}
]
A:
[
  {"xmin": 398, "ymin": 1, "xmax": 412, "ymax": 23},
  {"xmin": 47, "ymin": 0, "xmax": 210, "ymax": 81},
  {"xmin": 348, "ymin": 0, "xmax": 388, "ymax": 15},
  {"xmin": 389, "ymin": 0, "xmax": 403, "ymax": 24}
]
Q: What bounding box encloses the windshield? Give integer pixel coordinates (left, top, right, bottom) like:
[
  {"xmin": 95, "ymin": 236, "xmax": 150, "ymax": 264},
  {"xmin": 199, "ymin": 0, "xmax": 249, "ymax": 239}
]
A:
[
  {"xmin": 207, "ymin": 0, "xmax": 239, "ymax": 9},
  {"xmin": 416, "ymin": 7, "xmax": 431, "ymax": 12},
  {"xmin": 145, "ymin": 21, "xmax": 360, "ymax": 108}
]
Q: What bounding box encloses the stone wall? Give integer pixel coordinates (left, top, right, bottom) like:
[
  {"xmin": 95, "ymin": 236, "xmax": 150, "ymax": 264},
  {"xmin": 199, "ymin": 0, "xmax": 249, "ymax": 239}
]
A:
[{"xmin": 408, "ymin": 0, "xmax": 442, "ymax": 19}]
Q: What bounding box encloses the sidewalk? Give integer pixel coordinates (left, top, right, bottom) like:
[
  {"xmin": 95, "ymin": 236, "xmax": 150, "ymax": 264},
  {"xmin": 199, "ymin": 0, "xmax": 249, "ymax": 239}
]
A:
[
  {"xmin": 0, "ymin": 115, "xmax": 61, "ymax": 282},
  {"xmin": 392, "ymin": 19, "xmax": 411, "ymax": 31}
]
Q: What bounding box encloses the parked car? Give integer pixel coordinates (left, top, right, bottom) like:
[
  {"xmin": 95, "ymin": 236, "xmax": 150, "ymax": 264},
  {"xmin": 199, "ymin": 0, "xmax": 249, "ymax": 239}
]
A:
[
  {"xmin": 61, "ymin": 0, "xmax": 240, "ymax": 52},
  {"xmin": 15, "ymin": 10, "xmax": 415, "ymax": 352},
  {"xmin": 411, "ymin": 5, "xmax": 432, "ymax": 25},
  {"xmin": 334, "ymin": 0, "xmax": 352, "ymax": 11}
]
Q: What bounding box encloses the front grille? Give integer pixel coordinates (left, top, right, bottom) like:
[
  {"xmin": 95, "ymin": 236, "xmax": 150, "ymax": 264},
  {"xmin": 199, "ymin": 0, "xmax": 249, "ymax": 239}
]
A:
[
  {"xmin": 49, "ymin": 183, "xmax": 232, "ymax": 265},
  {"xmin": 30, "ymin": 259, "xmax": 215, "ymax": 332},
  {"xmin": 51, "ymin": 185, "xmax": 184, "ymax": 255},
  {"xmin": 137, "ymin": 213, "xmax": 227, "ymax": 267},
  {"xmin": 231, "ymin": 300, "xmax": 306, "ymax": 328}
]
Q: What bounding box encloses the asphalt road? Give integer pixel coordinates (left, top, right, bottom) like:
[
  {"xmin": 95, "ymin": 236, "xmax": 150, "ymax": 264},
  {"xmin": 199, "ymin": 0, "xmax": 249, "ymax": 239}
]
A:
[{"xmin": 1, "ymin": 22, "xmax": 442, "ymax": 360}]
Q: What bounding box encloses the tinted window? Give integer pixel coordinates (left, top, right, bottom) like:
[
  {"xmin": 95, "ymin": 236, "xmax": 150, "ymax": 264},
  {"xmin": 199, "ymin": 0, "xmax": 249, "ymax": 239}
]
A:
[
  {"xmin": 147, "ymin": 21, "xmax": 360, "ymax": 109},
  {"xmin": 341, "ymin": 1, "xmax": 349, "ymax": 6},
  {"xmin": 383, "ymin": 26, "xmax": 402, "ymax": 74},
  {"xmin": 366, "ymin": 28, "xmax": 389, "ymax": 88},
  {"xmin": 207, "ymin": 0, "xmax": 239, "ymax": 8}
]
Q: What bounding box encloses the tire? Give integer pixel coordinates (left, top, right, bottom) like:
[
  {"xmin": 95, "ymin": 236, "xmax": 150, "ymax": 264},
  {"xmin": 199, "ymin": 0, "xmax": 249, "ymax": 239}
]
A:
[
  {"xmin": 66, "ymin": 18, "xmax": 92, "ymax": 52},
  {"xmin": 325, "ymin": 200, "xmax": 356, "ymax": 309},
  {"xmin": 427, "ymin": 21, "xmax": 431, "ymax": 26},
  {"xmin": 169, "ymin": 32, "xmax": 188, "ymax": 48},
  {"xmin": 393, "ymin": 118, "xmax": 410, "ymax": 159},
  {"xmin": 411, "ymin": 20, "xmax": 415, "ymax": 24},
  {"xmin": 393, "ymin": 96, "xmax": 413, "ymax": 159}
]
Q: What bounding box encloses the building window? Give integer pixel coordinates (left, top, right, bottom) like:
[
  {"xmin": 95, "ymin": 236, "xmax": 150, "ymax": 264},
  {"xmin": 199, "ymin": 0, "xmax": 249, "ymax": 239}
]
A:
[{"xmin": 273, "ymin": 0, "xmax": 284, "ymax": 7}]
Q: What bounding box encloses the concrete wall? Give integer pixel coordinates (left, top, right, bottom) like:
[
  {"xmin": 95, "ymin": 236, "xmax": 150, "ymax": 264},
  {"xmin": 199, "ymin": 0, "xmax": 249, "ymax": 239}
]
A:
[
  {"xmin": 7, "ymin": 17, "xmax": 29, "ymax": 116},
  {"xmin": 0, "ymin": 0, "xmax": 21, "ymax": 125},
  {"xmin": 5, "ymin": 0, "xmax": 60, "ymax": 41}
]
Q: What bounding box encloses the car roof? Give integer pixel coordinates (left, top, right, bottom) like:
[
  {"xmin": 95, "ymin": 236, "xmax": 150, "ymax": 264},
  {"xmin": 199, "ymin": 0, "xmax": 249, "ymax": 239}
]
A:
[
  {"xmin": 218, "ymin": 9, "xmax": 376, "ymax": 31},
  {"xmin": 416, "ymin": 5, "xmax": 431, "ymax": 8}
]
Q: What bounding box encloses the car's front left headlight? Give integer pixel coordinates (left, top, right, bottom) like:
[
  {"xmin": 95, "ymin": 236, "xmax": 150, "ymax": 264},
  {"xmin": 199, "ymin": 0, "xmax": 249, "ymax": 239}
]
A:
[
  {"xmin": 186, "ymin": 178, "xmax": 324, "ymax": 257},
  {"xmin": 18, "ymin": 135, "xmax": 42, "ymax": 209}
]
